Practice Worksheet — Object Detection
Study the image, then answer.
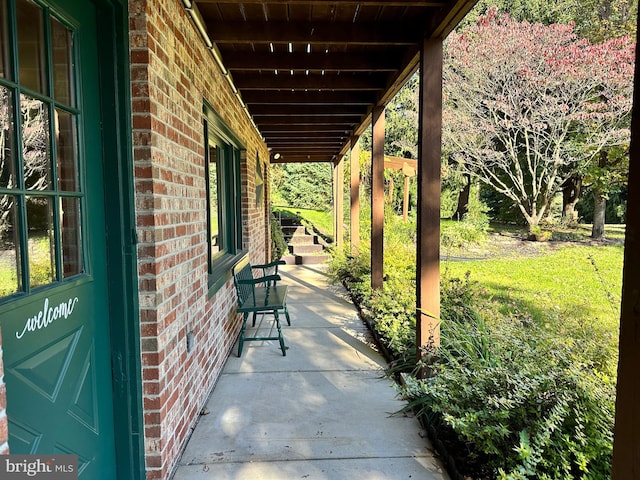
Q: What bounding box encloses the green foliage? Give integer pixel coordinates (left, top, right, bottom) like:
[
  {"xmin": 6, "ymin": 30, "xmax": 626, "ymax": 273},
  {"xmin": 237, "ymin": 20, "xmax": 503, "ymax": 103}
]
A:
[
  {"xmin": 270, "ymin": 212, "xmax": 288, "ymax": 261},
  {"xmin": 441, "ymin": 201, "xmax": 490, "ymax": 248},
  {"xmin": 577, "ymin": 187, "xmax": 627, "ymax": 224},
  {"xmin": 460, "ymin": 0, "xmax": 637, "ymax": 41},
  {"xmin": 404, "ymin": 292, "xmax": 615, "ymax": 478},
  {"xmin": 273, "ymin": 163, "xmax": 333, "ymax": 211},
  {"xmin": 385, "ymin": 75, "xmax": 419, "ymax": 159},
  {"xmin": 329, "ymin": 217, "xmax": 619, "ymax": 479}
]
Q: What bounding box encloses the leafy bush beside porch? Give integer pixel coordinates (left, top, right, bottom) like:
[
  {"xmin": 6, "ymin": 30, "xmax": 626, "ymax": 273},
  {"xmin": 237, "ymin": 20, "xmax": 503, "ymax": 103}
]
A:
[{"xmin": 327, "ymin": 228, "xmax": 619, "ymax": 479}]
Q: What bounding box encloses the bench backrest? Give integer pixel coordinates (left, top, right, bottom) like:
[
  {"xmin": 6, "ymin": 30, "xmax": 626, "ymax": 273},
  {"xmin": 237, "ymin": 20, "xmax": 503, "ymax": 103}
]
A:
[{"xmin": 232, "ymin": 260, "xmax": 254, "ymax": 307}]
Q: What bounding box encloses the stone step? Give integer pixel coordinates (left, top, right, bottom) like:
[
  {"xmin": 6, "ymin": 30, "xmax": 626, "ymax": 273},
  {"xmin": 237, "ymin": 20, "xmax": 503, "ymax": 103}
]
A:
[
  {"xmin": 289, "ymin": 243, "xmax": 324, "ymax": 254},
  {"xmin": 286, "ymin": 234, "xmax": 319, "ymax": 246},
  {"xmin": 279, "ymin": 217, "xmax": 302, "ymax": 227},
  {"xmin": 282, "ymin": 225, "xmax": 307, "ymax": 236},
  {"xmin": 281, "ymin": 254, "xmax": 330, "ymax": 265}
]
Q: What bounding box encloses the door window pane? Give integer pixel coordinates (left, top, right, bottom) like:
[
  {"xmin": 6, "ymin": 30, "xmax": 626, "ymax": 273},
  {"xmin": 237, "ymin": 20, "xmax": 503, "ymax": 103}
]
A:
[
  {"xmin": 21, "ymin": 94, "xmax": 51, "ymax": 191},
  {"xmin": 51, "ymin": 18, "xmax": 74, "ymax": 107},
  {"xmin": 0, "ymin": 195, "xmax": 21, "ymax": 296},
  {"xmin": 55, "ymin": 109, "xmax": 78, "ymax": 191},
  {"xmin": 0, "ymin": 87, "xmax": 15, "ymax": 188},
  {"xmin": 208, "ymin": 144, "xmax": 221, "ymax": 259},
  {"xmin": 61, "ymin": 197, "xmax": 82, "ymax": 277},
  {"xmin": 17, "ymin": 0, "xmax": 46, "ymax": 94},
  {"xmin": 0, "ymin": 1, "xmax": 10, "ymax": 79},
  {"xmin": 0, "ymin": 2, "xmax": 85, "ymax": 298},
  {"xmin": 26, "ymin": 195, "xmax": 55, "ymax": 287}
]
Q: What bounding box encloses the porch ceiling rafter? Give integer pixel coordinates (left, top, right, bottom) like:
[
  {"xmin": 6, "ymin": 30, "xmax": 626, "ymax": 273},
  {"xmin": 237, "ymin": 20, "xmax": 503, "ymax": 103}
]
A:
[
  {"xmin": 223, "ymin": 51, "xmax": 402, "ymax": 72},
  {"xmin": 193, "ymin": 0, "xmax": 478, "ymax": 164}
]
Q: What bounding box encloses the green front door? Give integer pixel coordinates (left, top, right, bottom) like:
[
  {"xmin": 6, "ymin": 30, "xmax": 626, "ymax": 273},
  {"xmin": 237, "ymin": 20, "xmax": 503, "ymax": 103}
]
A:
[{"xmin": 0, "ymin": 0, "xmax": 117, "ymax": 477}]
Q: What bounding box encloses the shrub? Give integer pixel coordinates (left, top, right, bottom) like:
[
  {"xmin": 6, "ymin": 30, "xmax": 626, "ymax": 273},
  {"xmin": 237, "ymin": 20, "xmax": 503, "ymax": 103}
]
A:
[
  {"xmin": 442, "ymin": 201, "xmax": 490, "ymax": 248},
  {"xmin": 403, "ymin": 277, "xmax": 615, "ymax": 479},
  {"xmin": 270, "ymin": 212, "xmax": 288, "ymax": 260}
]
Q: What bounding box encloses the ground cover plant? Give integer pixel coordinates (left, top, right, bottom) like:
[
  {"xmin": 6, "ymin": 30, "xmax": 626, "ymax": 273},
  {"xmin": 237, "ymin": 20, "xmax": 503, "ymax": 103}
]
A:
[{"xmin": 327, "ymin": 216, "xmax": 621, "ymax": 479}]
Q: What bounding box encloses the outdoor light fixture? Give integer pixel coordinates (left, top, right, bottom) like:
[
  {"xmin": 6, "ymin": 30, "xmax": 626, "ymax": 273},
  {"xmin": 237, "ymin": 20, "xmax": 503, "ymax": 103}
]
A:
[{"xmin": 274, "ymin": 153, "xmax": 281, "ymax": 160}]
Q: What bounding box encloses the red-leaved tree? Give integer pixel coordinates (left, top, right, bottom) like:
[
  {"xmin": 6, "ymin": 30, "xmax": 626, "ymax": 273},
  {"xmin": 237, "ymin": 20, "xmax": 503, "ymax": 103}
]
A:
[{"xmin": 443, "ymin": 8, "xmax": 635, "ymax": 234}]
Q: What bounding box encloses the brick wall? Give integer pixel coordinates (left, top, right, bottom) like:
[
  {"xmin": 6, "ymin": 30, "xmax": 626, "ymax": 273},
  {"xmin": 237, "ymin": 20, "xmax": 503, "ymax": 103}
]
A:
[{"xmin": 129, "ymin": 1, "xmax": 269, "ymax": 478}]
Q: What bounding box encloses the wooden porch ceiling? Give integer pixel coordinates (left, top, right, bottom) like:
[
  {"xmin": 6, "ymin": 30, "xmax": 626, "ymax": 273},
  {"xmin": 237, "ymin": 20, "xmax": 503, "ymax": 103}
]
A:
[{"xmin": 193, "ymin": 0, "xmax": 478, "ymax": 164}]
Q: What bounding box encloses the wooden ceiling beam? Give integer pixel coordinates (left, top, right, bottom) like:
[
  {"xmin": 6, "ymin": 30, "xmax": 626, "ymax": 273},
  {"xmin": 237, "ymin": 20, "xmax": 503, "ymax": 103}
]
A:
[
  {"xmin": 268, "ymin": 141, "xmax": 344, "ymax": 146},
  {"xmin": 271, "ymin": 148, "xmax": 340, "ymax": 157},
  {"xmin": 242, "ymin": 90, "xmax": 377, "ymax": 105},
  {"xmin": 255, "ymin": 115, "xmax": 361, "ymax": 124},
  {"xmin": 249, "ymin": 104, "xmax": 366, "ymax": 116},
  {"xmin": 223, "ymin": 51, "xmax": 401, "ymax": 72},
  {"xmin": 207, "ymin": 22, "xmax": 422, "ymax": 45},
  {"xmin": 270, "ymin": 155, "xmax": 335, "ymax": 164},
  {"xmin": 197, "ymin": 0, "xmax": 447, "ymax": 5},
  {"xmin": 233, "ymin": 72, "xmax": 387, "ymax": 91},
  {"xmin": 264, "ymin": 132, "xmax": 348, "ymax": 139},
  {"xmin": 261, "ymin": 124, "xmax": 353, "ymax": 132}
]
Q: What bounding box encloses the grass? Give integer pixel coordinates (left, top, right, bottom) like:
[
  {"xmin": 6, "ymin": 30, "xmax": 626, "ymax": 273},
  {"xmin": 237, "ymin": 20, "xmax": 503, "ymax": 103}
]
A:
[
  {"xmin": 272, "ymin": 206, "xmax": 334, "ymax": 240},
  {"xmin": 443, "ymin": 244, "xmax": 624, "ymax": 334},
  {"xmin": 0, "ymin": 257, "xmax": 19, "ymax": 296},
  {"xmin": 0, "ymin": 235, "xmax": 54, "ymax": 296}
]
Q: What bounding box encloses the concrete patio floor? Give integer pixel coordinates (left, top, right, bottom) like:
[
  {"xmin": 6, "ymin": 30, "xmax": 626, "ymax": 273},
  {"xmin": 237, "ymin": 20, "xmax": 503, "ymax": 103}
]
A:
[{"xmin": 172, "ymin": 264, "xmax": 449, "ymax": 480}]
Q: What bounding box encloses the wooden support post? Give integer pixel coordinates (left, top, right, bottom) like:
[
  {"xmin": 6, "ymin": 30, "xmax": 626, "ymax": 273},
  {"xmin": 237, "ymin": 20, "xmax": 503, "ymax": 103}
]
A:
[
  {"xmin": 371, "ymin": 106, "xmax": 385, "ymax": 290},
  {"xmin": 403, "ymin": 175, "xmax": 410, "ymax": 222},
  {"xmin": 416, "ymin": 38, "xmax": 442, "ymax": 366},
  {"xmin": 333, "ymin": 159, "xmax": 344, "ymax": 247},
  {"xmin": 612, "ymin": 10, "xmax": 640, "ymax": 477},
  {"xmin": 350, "ymin": 137, "xmax": 361, "ymax": 252}
]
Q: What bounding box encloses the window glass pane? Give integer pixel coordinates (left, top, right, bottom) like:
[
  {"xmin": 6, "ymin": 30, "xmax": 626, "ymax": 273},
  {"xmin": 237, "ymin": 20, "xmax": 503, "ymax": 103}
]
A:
[
  {"xmin": 0, "ymin": 1, "xmax": 10, "ymax": 79},
  {"xmin": 61, "ymin": 196, "xmax": 82, "ymax": 277},
  {"xmin": 208, "ymin": 144, "xmax": 221, "ymax": 258},
  {"xmin": 21, "ymin": 94, "xmax": 51, "ymax": 190},
  {"xmin": 55, "ymin": 109, "xmax": 77, "ymax": 191},
  {"xmin": 0, "ymin": 86, "xmax": 15, "ymax": 188},
  {"xmin": 0, "ymin": 195, "xmax": 21, "ymax": 296},
  {"xmin": 17, "ymin": 0, "xmax": 46, "ymax": 94},
  {"xmin": 26, "ymin": 195, "xmax": 55, "ymax": 287},
  {"xmin": 51, "ymin": 17, "xmax": 74, "ymax": 107}
]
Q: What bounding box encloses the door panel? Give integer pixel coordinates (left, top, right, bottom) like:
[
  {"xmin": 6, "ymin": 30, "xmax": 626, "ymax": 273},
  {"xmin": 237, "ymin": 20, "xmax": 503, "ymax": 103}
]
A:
[{"xmin": 0, "ymin": 0, "xmax": 117, "ymax": 477}]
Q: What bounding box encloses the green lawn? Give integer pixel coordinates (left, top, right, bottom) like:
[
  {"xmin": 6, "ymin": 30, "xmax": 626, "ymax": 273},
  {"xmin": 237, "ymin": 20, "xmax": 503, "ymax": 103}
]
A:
[{"xmin": 443, "ymin": 244, "xmax": 624, "ymax": 333}]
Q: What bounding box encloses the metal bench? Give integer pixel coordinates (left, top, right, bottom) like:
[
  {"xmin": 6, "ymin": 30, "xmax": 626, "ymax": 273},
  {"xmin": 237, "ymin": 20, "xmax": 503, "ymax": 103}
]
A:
[{"xmin": 232, "ymin": 258, "xmax": 290, "ymax": 356}]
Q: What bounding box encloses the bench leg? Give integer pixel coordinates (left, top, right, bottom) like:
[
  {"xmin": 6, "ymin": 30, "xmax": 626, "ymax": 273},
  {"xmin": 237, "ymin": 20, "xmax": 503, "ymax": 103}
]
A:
[
  {"xmin": 274, "ymin": 311, "xmax": 286, "ymax": 356},
  {"xmin": 238, "ymin": 312, "xmax": 249, "ymax": 357},
  {"xmin": 284, "ymin": 305, "xmax": 291, "ymax": 326}
]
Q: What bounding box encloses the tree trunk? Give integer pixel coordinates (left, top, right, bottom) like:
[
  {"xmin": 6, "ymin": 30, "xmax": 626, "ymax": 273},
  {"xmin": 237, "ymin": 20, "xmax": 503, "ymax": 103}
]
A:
[
  {"xmin": 562, "ymin": 175, "xmax": 582, "ymax": 223},
  {"xmin": 452, "ymin": 173, "xmax": 471, "ymax": 220},
  {"xmin": 592, "ymin": 189, "xmax": 606, "ymax": 239}
]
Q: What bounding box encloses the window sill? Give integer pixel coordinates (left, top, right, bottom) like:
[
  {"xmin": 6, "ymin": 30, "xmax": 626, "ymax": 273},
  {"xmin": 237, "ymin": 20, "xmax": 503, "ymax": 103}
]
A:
[{"xmin": 207, "ymin": 251, "xmax": 248, "ymax": 298}]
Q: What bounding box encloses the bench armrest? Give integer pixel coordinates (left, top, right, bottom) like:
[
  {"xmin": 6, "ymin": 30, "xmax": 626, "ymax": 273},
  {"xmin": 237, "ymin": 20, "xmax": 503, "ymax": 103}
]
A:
[
  {"xmin": 237, "ymin": 274, "xmax": 281, "ymax": 285},
  {"xmin": 252, "ymin": 260, "xmax": 286, "ymax": 270}
]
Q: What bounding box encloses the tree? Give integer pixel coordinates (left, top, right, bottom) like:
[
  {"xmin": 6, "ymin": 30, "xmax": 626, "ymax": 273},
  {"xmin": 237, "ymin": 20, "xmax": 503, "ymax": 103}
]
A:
[
  {"xmin": 1, "ymin": 92, "xmax": 51, "ymax": 236},
  {"xmin": 464, "ymin": 0, "xmax": 637, "ymax": 41},
  {"xmin": 275, "ymin": 162, "xmax": 333, "ymax": 211},
  {"xmin": 385, "ymin": 74, "xmax": 419, "ymax": 160},
  {"xmin": 443, "ymin": 9, "xmax": 634, "ymax": 234}
]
